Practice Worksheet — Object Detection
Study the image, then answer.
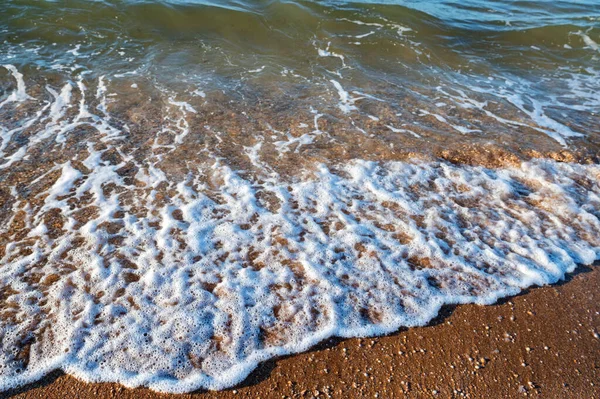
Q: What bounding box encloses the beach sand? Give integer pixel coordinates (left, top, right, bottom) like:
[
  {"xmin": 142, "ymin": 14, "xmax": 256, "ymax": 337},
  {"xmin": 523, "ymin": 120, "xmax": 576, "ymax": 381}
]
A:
[{"xmin": 3, "ymin": 263, "xmax": 598, "ymax": 399}]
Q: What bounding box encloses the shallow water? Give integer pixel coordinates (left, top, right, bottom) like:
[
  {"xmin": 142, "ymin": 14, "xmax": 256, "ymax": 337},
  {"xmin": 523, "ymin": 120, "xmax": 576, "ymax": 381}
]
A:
[{"xmin": 0, "ymin": 0, "xmax": 599, "ymax": 393}]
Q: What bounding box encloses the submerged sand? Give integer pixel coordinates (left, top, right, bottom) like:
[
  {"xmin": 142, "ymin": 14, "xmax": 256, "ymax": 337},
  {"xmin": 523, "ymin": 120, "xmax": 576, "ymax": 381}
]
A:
[{"xmin": 3, "ymin": 263, "xmax": 598, "ymax": 399}]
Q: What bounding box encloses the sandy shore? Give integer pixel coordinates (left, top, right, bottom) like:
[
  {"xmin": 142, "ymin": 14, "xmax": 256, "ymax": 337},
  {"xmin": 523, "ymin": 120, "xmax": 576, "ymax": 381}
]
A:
[{"xmin": 2, "ymin": 263, "xmax": 598, "ymax": 399}]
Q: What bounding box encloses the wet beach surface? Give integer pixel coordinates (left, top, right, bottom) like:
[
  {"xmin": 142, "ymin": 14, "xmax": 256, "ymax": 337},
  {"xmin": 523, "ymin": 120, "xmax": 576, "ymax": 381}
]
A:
[
  {"xmin": 0, "ymin": 0, "xmax": 599, "ymax": 394},
  {"xmin": 3, "ymin": 264, "xmax": 599, "ymax": 399}
]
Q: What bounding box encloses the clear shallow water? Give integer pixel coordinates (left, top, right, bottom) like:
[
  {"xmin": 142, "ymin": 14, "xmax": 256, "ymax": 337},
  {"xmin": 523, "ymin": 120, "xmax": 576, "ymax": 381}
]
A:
[
  {"xmin": 2, "ymin": 0, "xmax": 599, "ymax": 148},
  {"xmin": 0, "ymin": 0, "xmax": 599, "ymax": 393}
]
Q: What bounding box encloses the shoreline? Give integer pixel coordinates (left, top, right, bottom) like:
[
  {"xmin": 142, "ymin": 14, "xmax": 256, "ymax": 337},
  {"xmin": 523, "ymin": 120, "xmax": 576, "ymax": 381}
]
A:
[
  {"xmin": 1, "ymin": 3, "xmax": 599, "ymax": 398},
  {"xmin": 3, "ymin": 263, "xmax": 599, "ymax": 399}
]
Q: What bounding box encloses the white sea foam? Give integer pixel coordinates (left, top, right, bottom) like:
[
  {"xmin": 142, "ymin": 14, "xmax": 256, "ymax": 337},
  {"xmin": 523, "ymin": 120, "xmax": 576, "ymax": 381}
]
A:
[
  {"xmin": 435, "ymin": 68, "xmax": 595, "ymax": 146},
  {"xmin": 354, "ymin": 31, "xmax": 376, "ymax": 39},
  {"xmin": 338, "ymin": 18, "xmax": 385, "ymax": 27},
  {"xmin": 418, "ymin": 109, "xmax": 481, "ymax": 134},
  {"xmin": 330, "ymin": 80, "xmax": 364, "ymax": 114},
  {"xmin": 0, "ymin": 65, "xmax": 32, "ymax": 109},
  {"xmin": 573, "ymin": 30, "xmax": 600, "ymax": 52},
  {"xmin": 248, "ymin": 66, "xmax": 266, "ymax": 74},
  {"xmin": 386, "ymin": 124, "xmax": 421, "ymax": 138},
  {"xmin": 389, "ymin": 24, "xmax": 412, "ymax": 37},
  {"xmin": 273, "ymin": 109, "xmax": 324, "ymax": 153},
  {"xmin": 0, "ymin": 152, "xmax": 598, "ymax": 392},
  {"xmin": 95, "ymin": 76, "xmax": 108, "ymax": 116},
  {"xmin": 0, "ymin": 67, "xmax": 599, "ymax": 394},
  {"xmin": 317, "ymin": 42, "xmax": 347, "ymax": 67}
]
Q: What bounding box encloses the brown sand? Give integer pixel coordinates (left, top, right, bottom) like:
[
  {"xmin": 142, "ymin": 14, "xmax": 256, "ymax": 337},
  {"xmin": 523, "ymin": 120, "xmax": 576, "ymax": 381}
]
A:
[{"xmin": 2, "ymin": 264, "xmax": 598, "ymax": 399}]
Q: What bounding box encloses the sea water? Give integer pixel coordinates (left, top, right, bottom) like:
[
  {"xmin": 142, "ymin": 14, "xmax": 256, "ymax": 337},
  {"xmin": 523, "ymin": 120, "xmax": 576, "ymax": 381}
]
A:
[{"xmin": 0, "ymin": 0, "xmax": 599, "ymax": 392}]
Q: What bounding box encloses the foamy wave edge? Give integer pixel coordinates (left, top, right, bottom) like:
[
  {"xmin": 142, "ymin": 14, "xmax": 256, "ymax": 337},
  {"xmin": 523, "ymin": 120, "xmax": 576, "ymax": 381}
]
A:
[{"xmin": 0, "ymin": 156, "xmax": 599, "ymax": 393}]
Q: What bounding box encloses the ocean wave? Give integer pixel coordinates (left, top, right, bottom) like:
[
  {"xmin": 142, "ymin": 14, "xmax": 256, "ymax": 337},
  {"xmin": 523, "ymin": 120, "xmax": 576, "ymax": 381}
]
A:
[
  {"xmin": 1, "ymin": 0, "xmax": 600, "ymax": 392},
  {"xmin": 0, "ymin": 63, "xmax": 599, "ymax": 392}
]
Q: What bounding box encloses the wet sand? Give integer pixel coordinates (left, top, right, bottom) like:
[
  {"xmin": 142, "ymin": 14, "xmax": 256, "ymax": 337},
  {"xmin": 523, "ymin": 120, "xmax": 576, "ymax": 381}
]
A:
[{"xmin": 3, "ymin": 263, "xmax": 598, "ymax": 399}]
